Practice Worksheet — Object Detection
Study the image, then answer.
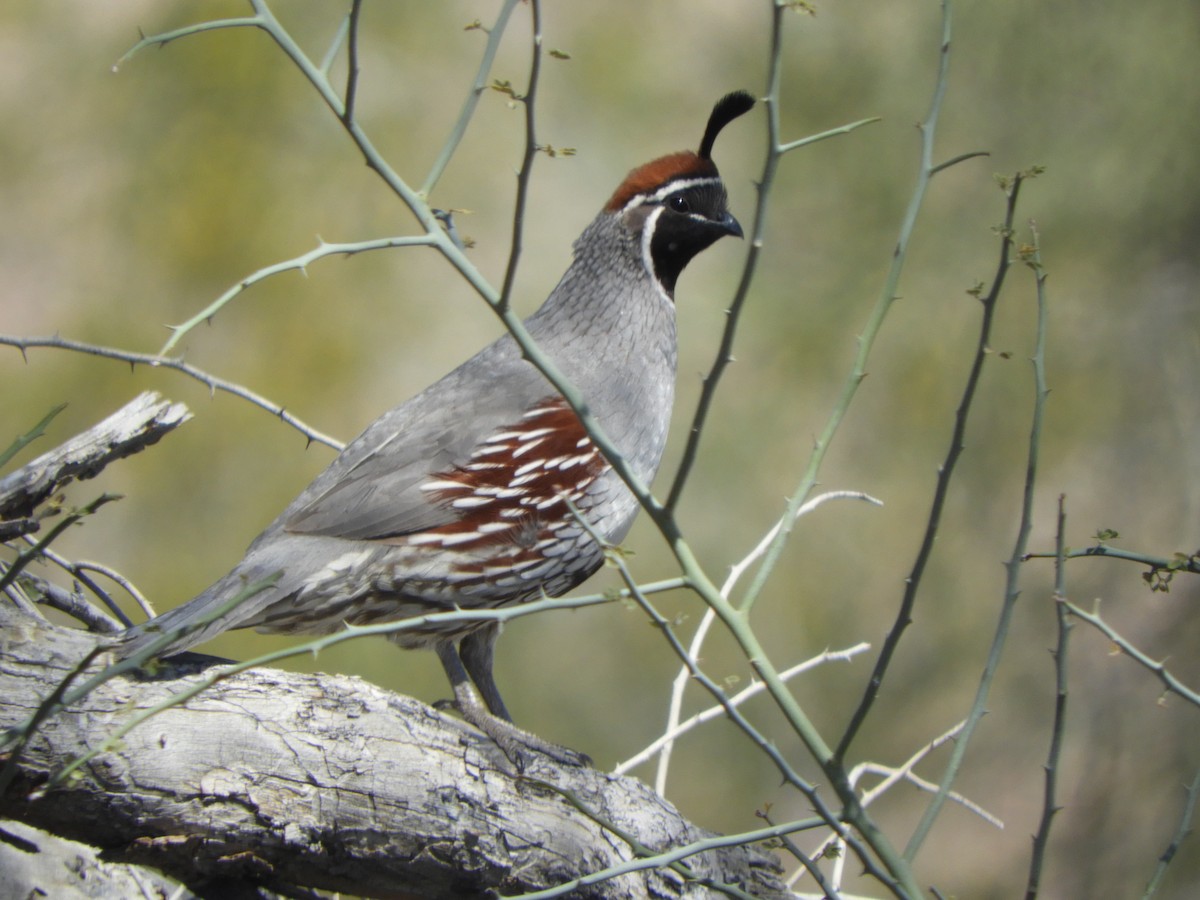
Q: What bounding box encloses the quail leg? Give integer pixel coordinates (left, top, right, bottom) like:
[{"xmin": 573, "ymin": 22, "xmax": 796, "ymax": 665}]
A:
[
  {"xmin": 436, "ymin": 640, "xmax": 590, "ymax": 770},
  {"xmin": 458, "ymin": 625, "xmax": 512, "ymax": 721}
]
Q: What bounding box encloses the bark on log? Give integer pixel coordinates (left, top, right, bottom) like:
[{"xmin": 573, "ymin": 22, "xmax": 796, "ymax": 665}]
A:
[{"xmin": 0, "ymin": 605, "xmax": 788, "ymax": 899}]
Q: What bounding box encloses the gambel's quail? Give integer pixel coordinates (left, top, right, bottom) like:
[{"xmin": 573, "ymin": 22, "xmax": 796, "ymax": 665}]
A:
[{"xmin": 121, "ymin": 90, "xmax": 755, "ymax": 764}]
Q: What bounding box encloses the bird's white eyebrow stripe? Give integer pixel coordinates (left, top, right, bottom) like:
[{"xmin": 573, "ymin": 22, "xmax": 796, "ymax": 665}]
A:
[{"xmin": 620, "ymin": 176, "xmax": 723, "ymax": 214}]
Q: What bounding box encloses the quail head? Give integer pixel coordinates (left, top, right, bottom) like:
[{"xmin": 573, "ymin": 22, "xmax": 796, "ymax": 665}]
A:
[{"xmin": 121, "ymin": 90, "xmax": 755, "ymax": 765}]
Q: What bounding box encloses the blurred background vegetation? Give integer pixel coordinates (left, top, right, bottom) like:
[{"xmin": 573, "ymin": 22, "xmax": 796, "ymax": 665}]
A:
[{"xmin": 3, "ymin": 1, "xmax": 1199, "ymax": 896}]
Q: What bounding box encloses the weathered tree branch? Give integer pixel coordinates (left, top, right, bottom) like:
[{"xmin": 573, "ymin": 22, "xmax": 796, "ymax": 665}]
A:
[
  {"xmin": 0, "ymin": 391, "xmax": 192, "ymax": 525},
  {"xmin": 0, "ymin": 605, "xmax": 787, "ymax": 899},
  {"xmin": 0, "ymin": 817, "xmax": 192, "ymax": 899}
]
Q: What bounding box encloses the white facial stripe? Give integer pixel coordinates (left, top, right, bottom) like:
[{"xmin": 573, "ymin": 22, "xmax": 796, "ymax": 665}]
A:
[
  {"xmin": 620, "ymin": 176, "xmax": 722, "ymax": 214},
  {"xmin": 639, "ymin": 205, "xmax": 674, "ymax": 306},
  {"xmin": 640, "ymin": 204, "xmax": 664, "ymax": 278}
]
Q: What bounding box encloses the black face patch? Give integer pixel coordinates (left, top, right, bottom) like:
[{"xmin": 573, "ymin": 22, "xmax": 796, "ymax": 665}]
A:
[{"xmin": 647, "ymin": 181, "xmax": 741, "ymax": 295}]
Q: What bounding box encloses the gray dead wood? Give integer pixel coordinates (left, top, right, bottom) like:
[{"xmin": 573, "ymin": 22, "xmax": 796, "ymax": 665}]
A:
[
  {"xmin": 0, "ymin": 605, "xmax": 788, "ymax": 899},
  {"xmin": 0, "ymin": 390, "xmax": 192, "ymax": 525},
  {"xmin": 0, "ymin": 817, "xmax": 197, "ymax": 900}
]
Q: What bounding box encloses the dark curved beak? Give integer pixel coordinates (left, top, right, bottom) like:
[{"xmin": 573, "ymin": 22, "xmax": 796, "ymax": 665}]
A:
[{"xmin": 716, "ymin": 211, "xmax": 744, "ymax": 239}]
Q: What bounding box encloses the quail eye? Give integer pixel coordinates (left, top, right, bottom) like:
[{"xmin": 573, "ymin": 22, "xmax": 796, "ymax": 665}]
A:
[{"xmin": 668, "ymin": 194, "xmax": 691, "ymax": 214}]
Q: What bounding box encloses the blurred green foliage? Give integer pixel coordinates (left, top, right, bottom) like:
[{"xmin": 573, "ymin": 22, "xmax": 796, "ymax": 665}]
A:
[{"xmin": 2, "ymin": 2, "xmax": 1198, "ymax": 896}]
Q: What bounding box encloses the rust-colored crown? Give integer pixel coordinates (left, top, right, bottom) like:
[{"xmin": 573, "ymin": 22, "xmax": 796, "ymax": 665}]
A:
[
  {"xmin": 604, "ymin": 151, "xmax": 716, "ymax": 212},
  {"xmin": 604, "ymin": 90, "xmax": 755, "ymax": 213}
]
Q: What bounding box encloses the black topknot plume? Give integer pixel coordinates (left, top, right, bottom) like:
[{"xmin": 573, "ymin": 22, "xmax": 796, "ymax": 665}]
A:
[{"xmin": 698, "ymin": 90, "xmax": 756, "ymax": 160}]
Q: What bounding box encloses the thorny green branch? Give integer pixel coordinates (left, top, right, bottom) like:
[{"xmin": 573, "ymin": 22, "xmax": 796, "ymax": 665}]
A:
[
  {"xmin": 1025, "ymin": 490, "xmax": 1071, "ymax": 900},
  {"xmin": 158, "ymin": 235, "xmax": 437, "ymax": 356},
  {"xmin": 1060, "ymin": 600, "xmax": 1200, "ymax": 710},
  {"xmin": 1025, "ymin": 542, "xmax": 1200, "ymax": 592},
  {"xmin": 0, "ymin": 335, "xmax": 342, "ymax": 451}
]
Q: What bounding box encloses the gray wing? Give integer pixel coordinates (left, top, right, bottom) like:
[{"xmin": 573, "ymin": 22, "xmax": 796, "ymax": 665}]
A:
[{"xmin": 280, "ymin": 335, "xmax": 553, "ymax": 541}]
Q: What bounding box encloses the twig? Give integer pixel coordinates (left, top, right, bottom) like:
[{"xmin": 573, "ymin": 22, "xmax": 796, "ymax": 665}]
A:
[
  {"xmin": 73, "ymin": 560, "xmax": 154, "ymax": 619},
  {"xmin": 616, "ymin": 642, "xmax": 871, "ymax": 778},
  {"xmin": 1026, "ymin": 489, "xmax": 1071, "ymax": 900},
  {"xmin": 585, "ymin": 531, "xmax": 813, "ymax": 797},
  {"xmin": 739, "ymin": 0, "xmax": 983, "ymax": 620},
  {"xmin": 652, "ymin": 491, "xmax": 881, "ymax": 793},
  {"xmin": 1141, "ymin": 772, "xmax": 1200, "ymax": 899},
  {"xmin": 342, "ymin": 0, "xmax": 364, "ymax": 126},
  {"xmin": 507, "ymin": 814, "xmax": 831, "ymax": 900},
  {"xmin": 157, "ymin": 235, "xmax": 437, "ymax": 355},
  {"xmin": 791, "ymin": 721, "xmax": 1002, "ymax": 891},
  {"xmin": 0, "ymin": 495, "xmax": 121, "ymax": 595},
  {"xmin": 7, "ymin": 575, "xmax": 122, "ymax": 634},
  {"xmin": 757, "ymin": 808, "xmax": 842, "ymax": 900},
  {"xmin": 0, "ymin": 337, "xmax": 340, "ymax": 450},
  {"xmin": 904, "ymin": 172, "xmax": 1050, "ymax": 860},
  {"xmin": 19, "ymin": 541, "xmax": 134, "ymax": 628},
  {"xmin": 422, "ymin": 0, "xmax": 523, "ymax": 197},
  {"xmin": 855, "ymin": 760, "xmax": 1002, "ymax": 829},
  {"xmin": 1024, "ymin": 544, "xmax": 1200, "ymax": 579},
  {"xmin": 1059, "ymin": 600, "xmax": 1200, "ymax": 709},
  {"xmin": 833, "ymin": 2, "xmax": 1005, "ymax": 764},
  {"xmin": 1023, "ymin": 544, "xmax": 1200, "ymax": 571},
  {"xmin": 121, "ymin": 4, "xmax": 512, "ymax": 357},
  {"xmin": 1, "ymin": 578, "xmax": 43, "ymax": 621},
  {"xmin": 565, "ymin": 508, "xmax": 897, "ymax": 898},
  {"xmin": 19, "ymin": 540, "xmax": 149, "ymax": 625},
  {"xmin": 0, "ymin": 403, "xmax": 66, "ymax": 471},
  {"xmin": 318, "ymin": 13, "xmax": 348, "ymax": 76},
  {"xmin": 114, "ymin": 16, "xmax": 263, "ymax": 70},
  {"xmin": 495, "ymin": 0, "xmax": 544, "ymax": 315},
  {"xmin": 777, "ymin": 117, "xmax": 882, "ymax": 155}
]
